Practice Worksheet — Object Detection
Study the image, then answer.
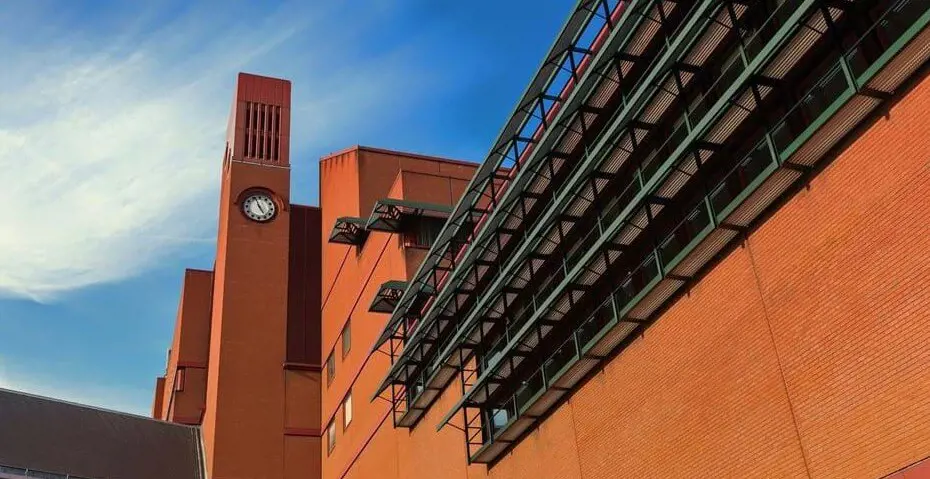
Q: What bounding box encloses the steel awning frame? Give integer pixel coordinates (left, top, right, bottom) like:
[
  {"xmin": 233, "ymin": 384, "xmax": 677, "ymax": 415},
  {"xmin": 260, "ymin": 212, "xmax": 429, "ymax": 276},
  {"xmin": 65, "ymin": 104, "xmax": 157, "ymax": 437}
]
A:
[
  {"xmin": 423, "ymin": 0, "xmax": 782, "ymax": 375},
  {"xmin": 330, "ymin": 200, "xmax": 452, "ymax": 246},
  {"xmin": 328, "ymin": 217, "xmax": 368, "ymax": 245},
  {"xmin": 447, "ymin": 1, "xmax": 930, "ymax": 458},
  {"xmin": 437, "ymin": 0, "xmax": 850, "ymax": 430},
  {"xmin": 370, "ymin": 0, "xmax": 682, "ymax": 399},
  {"xmin": 368, "ymin": 0, "xmax": 620, "ymax": 346},
  {"xmin": 418, "ymin": 1, "xmax": 730, "ymax": 371},
  {"xmin": 369, "ymin": 281, "xmax": 409, "ymax": 314},
  {"xmin": 370, "ymin": 0, "xmax": 633, "ymax": 352},
  {"xmin": 370, "ymin": 7, "xmax": 664, "ymax": 404},
  {"xmin": 373, "ymin": 0, "xmax": 729, "ymax": 400},
  {"xmin": 365, "ymin": 199, "xmax": 453, "ymax": 233},
  {"xmin": 403, "ymin": 0, "xmax": 663, "ymax": 337},
  {"xmin": 392, "ymin": 0, "xmax": 668, "ymax": 352}
]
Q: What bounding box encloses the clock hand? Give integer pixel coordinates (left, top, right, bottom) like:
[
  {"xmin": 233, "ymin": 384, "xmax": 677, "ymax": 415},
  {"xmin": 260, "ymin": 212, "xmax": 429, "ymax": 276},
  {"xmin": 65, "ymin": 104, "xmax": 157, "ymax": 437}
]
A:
[{"xmin": 257, "ymin": 202, "xmax": 266, "ymax": 215}]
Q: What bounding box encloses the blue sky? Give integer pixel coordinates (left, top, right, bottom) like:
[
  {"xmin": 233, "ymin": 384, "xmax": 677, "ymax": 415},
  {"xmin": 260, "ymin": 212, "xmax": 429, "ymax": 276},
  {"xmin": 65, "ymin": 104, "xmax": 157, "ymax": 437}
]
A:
[{"xmin": 0, "ymin": 1, "xmax": 568, "ymax": 414}]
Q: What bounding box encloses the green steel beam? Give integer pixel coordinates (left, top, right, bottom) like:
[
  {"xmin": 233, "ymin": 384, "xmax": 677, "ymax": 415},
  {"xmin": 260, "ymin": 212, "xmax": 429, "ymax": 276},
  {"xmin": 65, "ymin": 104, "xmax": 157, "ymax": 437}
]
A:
[
  {"xmin": 438, "ymin": 0, "xmax": 829, "ymax": 431},
  {"xmin": 371, "ymin": 0, "xmax": 623, "ymax": 349},
  {"xmin": 444, "ymin": 2, "xmax": 930, "ymax": 453},
  {"xmin": 377, "ymin": 0, "xmax": 722, "ymax": 396},
  {"xmin": 411, "ymin": 0, "xmax": 737, "ymax": 393},
  {"xmin": 370, "ymin": 0, "xmax": 664, "ymax": 395},
  {"xmin": 379, "ymin": 0, "xmax": 638, "ymax": 346}
]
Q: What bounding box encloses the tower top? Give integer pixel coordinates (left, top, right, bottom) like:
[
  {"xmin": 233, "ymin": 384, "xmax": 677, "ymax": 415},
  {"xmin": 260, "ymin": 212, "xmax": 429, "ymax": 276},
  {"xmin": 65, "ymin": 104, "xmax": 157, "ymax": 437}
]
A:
[
  {"xmin": 234, "ymin": 72, "xmax": 291, "ymax": 104},
  {"xmin": 225, "ymin": 72, "xmax": 292, "ymax": 167}
]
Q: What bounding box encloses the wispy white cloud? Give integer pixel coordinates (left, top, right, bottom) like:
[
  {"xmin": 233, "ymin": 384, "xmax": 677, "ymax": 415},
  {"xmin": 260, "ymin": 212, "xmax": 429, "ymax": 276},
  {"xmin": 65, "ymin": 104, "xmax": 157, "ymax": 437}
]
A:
[{"xmin": 0, "ymin": 1, "xmax": 441, "ymax": 302}]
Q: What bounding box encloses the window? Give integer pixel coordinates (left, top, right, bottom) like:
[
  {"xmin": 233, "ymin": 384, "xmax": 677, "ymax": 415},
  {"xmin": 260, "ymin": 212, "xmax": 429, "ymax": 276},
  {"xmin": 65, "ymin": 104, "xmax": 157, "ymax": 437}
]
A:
[
  {"xmin": 343, "ymin": 391, "xmax": 353, "ymax": 429},
  {"xmin": 341, "ymin": 321, "xmax": 351, "ymax": 358},
  {"xmin": 327, "ymin": 419, "xmax": 336, "ymax": 453},
  {"xmin": 326, "ymin": 352, "xmax": 335, "ymax": 386},
  {"xmin": 404, "ymin": 217, "xmax": 445, "ymax": 249}
]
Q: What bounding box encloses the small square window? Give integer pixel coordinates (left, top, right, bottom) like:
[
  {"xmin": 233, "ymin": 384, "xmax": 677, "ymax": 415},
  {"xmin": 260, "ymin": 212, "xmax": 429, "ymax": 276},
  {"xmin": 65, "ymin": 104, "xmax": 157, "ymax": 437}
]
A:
[
  {"xmin": 326, "ymin": 353, "xmax": 335, "ymax": 386},
  {"xmin": 343, "ymin": 391, "xmax": 353, "ymax": 429},
  {"xmin": 341, "ymin": 321, "xmax": 351, "ymax": 358},
  {"xmin": 327, "ymin": 419, "xmax": 336, "ymax": 453}
]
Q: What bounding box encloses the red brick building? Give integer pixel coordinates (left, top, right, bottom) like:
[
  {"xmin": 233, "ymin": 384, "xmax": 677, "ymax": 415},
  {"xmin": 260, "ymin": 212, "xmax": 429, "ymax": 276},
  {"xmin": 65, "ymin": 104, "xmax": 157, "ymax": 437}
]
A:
[
  {"xmin": 152, "ymin": 72, "xmax": 323, "ymax": 479},
  {"xmin": 333, "ymin": 2, "xmax": 930, "ymax": 479},
  {"xmin": 148, "ymin": 1, "xmax": 930, "ymax": 478},
  {"xmin": 152, "ymin": 73, "xmax": 478, "ymax": 479},
  {"xmin": 1, "ymin": 2, "xmax": 924, "ymax": 479}
]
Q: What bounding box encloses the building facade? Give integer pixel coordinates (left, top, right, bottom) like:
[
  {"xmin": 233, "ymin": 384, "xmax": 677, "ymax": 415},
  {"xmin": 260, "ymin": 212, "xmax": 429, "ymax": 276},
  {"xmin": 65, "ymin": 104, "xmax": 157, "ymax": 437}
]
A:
[
  {"xmin": 153, "ymin": 75, "xmax": 480, "ymax": 479},
  {"xmin": 153, "ymin": 72, "xmax": 325, "ymax": 479},
  {"xmin": 148, "ymin": 1, "xmax": 930, "ymax": 478},
  {"xmin": 367, "ymin": 1, "xmax": 930, "ymax": 478},
  {"xmin": 319, "ymin": 147, "xmax": 477, "ymax": 478}
]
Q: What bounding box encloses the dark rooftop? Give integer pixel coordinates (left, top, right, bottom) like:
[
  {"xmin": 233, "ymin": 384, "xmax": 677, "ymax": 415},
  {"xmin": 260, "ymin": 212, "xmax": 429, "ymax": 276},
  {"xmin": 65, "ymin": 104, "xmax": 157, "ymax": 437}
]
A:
[{"xmin": 0, "ymin": 388, "xmax": 203, "ymax": 479}]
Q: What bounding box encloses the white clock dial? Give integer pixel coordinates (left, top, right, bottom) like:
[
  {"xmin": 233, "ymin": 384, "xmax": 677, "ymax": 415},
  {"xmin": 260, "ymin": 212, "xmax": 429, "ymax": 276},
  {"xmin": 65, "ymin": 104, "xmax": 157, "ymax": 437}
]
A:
[{"xmin": 242, "ymin": 193, "xmax": 277, "ymax": 222}]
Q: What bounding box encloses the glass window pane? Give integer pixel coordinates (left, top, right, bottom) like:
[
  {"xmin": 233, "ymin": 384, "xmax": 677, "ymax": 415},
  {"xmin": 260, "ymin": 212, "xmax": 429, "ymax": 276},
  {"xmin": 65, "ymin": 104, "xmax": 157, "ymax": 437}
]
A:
[
  {"xmin": 327, "ymin": 420, "xmax": 336, "ymax": 453},
  {"xmin": 326, "ymin": 353, "xmax": 335, "ymax": 385},
  {"xmin": 343, "ymin": 391, "xmax": 353, "ymax": 428},
  {"xmin": 342, "ymin": 321, "xmax": 351, "ymax": 357}
]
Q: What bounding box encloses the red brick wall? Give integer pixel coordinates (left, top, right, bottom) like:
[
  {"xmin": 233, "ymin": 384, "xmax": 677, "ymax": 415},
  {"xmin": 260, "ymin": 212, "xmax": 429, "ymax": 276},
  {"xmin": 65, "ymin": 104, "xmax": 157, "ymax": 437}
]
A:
[
  {"xmin": 158, "ymin": 73, "xmax": 321, "ymax": 479},
  {"xmin": 745, "ymin": 72, "xmax": 930, "ymax": 477},
  {"xmin": 319, "ymin": 150, "xmax": 476, "ymax": 479},
  {"xmin": 336, "ymin": 57, "xmax": 930, "ymax": 479},
  {"xmin": 288, "ymin": 205, "xmax": 323, "ymax": 365},
  {"xmin": 884, "ymin": 455, "xmax": 930, "ymax": 479},
  {"xmin": 285, "ymin": 204, "xmax": 324, "ymax": 479},
  {"xmin": 151, "ymin": 377, "xmax": 165, "ymax": 418},
  {"xmin": 203, "ymin": 73, "xmax": 295, "ymax": 479},
  {"xmin": 155, "ymin": 268, "xmax": 213, "ymax": 424}
]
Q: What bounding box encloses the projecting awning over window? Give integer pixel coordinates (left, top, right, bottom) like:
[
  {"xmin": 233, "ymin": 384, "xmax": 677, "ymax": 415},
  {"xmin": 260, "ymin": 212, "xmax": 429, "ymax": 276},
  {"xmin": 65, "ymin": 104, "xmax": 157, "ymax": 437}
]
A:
[
  {"xmin": 328, "ymin": 217, "xmax": 368, "ymax": 245},
  {"xmin": 369, "ymin": 280, "xmax": 408, "ymax": 313},
  {"xmin": 365, "ymin": 199, "xmax": 453, "ymax": 233}
]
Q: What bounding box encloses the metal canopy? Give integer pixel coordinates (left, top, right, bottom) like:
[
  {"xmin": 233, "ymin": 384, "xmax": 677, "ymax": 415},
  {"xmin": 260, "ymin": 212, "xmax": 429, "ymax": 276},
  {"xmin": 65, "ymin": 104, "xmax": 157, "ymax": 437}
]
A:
[
  {"xmin": 371, "ymin": 0, "xmax": 689, "ymax": 405},
  {"xmin": 328, "ymin": 217, "xmax": 368, "ymax": 246},
  {"xmin": 432, "ymin": 0, "xmax": 930, "ymax": 463},
  {"xmin": 369, "ymin": 280, "xmax": 409, "ymax": 314},
  {"xmin": 439, "ymin": 0, "xmax": 822, "ymax": 429},
  {"xmin": 366, "ymin": 199, "xmax": 453, "ymax": 233},
  {"xmin": 418, "ymin": 0, "xmax": 730, "ymax": 379},
  {"xmin": 371, "ymin": 0, "xmax": 638, "ymax": 385},
  {"xmin": 370, "ymin": 0, "xmax": 629, "ymax": 351},
  {"xmin": 397, "ymin": 0, "xmax": 680, "ymax": 383},
  {"xmin": 366, "ymin": 0, "xmax": 930, "ymax": 463}
]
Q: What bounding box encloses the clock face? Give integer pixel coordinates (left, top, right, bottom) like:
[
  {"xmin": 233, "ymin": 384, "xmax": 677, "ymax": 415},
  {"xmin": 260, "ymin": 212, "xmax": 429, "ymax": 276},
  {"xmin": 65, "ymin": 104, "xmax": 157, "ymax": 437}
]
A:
[{"xmin": 242, "ymin": 193, "xmax": 277, "ymax": 222}]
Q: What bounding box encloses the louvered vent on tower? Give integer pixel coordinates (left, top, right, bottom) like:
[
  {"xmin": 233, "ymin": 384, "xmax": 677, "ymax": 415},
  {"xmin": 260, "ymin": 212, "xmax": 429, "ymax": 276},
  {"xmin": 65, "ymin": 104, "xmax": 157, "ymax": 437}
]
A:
[{"xmin": 243, "ymin": 101, "xmax": 283, "ymax": 163}]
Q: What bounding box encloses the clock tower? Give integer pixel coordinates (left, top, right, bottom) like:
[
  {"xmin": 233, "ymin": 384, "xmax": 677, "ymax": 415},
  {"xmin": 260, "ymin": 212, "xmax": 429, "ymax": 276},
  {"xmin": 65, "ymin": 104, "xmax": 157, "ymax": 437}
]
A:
[{"xmin": 201, "ymin": 73, "xmax": 318, "ymax": 479}]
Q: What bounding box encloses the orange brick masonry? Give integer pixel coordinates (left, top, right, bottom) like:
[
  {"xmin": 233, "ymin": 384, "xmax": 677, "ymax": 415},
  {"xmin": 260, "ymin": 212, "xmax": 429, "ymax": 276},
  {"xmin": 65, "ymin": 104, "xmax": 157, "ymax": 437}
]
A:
[{"xmin": 326, "ymin": 55, "xmax": 930, "ymax": 479}]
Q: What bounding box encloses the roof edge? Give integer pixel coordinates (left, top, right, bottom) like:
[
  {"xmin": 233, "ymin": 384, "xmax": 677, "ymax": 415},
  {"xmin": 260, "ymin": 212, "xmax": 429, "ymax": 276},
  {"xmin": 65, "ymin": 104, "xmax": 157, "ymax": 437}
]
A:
[
  {"xmin": 237, "ymin": 71, "xmax": 290, "ymax": 84},
  {"xmin": 290, "ymin": 202, "xmax": 321, "ymax": 211},
  {"xmin": 0, "ymin": 387, "xmax": 199, "ymax": 430},
  {"xmin": 184, "ymin": 268, "xmax": 213, "ymax": 275},
  {"xmin": 320, "ymin": 145, "xmax": 478, "ymax": 167}
]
